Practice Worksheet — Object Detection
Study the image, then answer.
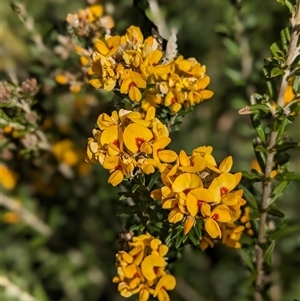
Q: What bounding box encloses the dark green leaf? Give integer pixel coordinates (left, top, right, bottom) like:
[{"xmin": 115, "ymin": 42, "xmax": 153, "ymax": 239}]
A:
[
  {"xmin": 269, "ymin": 224, "xmax": 299, "ymax": 239},
  {"xmin": 239, "ymin": 249, "xmax": 254, "ymax": 271},
  {"xmin": 269, "ymin": 180, "xmax": 289, "ymax": 205},
  {"xmin": 263, "ymin": 241, "xmax": 275, "ymax": 265},
  {"xmin": 241, "ymin": 170, "xmax": 262, "ymax": 181},
  {"xmin": 267, "ymin": 208, "xmax": 285, "ymax": 218},
  {"xmin": 147, "ymin": 171, "xmax": 161, "ymax": 191},
  {"xmin": 238, "ymin": 184, "xmax": 258, "ymax": 209},
  {"xmin": 273, "ymin": 141, "xmax": 298, "ymax": 152}
]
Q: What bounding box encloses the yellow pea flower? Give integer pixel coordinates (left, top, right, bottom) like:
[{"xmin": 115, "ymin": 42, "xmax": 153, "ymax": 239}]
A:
[
  {"xmin": 186, "ymin": 188, "xmax": 215, "ymax": 217},
  {"xmin": 204, "ymin": 204, "xmax": 232, "ymax": 238},
  {"xmin": 123, "ymin": 123, "xmax": 153, "ymax": 154},
  {"xmin": 120, "ymin": 71, "xmax": 147, "ymax": 102},
  {"xmin": 95, "ymin": 35, "xmax": 121, "ymax": 57},
  {"xmin": 153, "ymin": 274, "xmax": 176, "ymax": 301}
]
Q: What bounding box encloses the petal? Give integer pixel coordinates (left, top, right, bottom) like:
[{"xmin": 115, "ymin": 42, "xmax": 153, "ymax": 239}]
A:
[
  {"xmin": 108, "ymin": 170, "xmax": 123, "ymax": 186},
  {"xmin": 179, "ymin": 150, "xmax": 190, "ymax": 167},
  {"xmin": 139, "ymin": 288, "xmax": 150, "ymax": 301},
  {"xmin": 168, "ymin": 208, "xmax": 184, "ymax": 223},
  {"xmin": 158, "ymin": 150, "xmax": 178, "ymax": 163},
  {"xmin": 172, "ymin": 173, "xmax": 201, "ymax": 193},
  {"xmin": 154, "ymin": 274, "xmax": 176, "ymax": 297},
  {"xmin": 218, "ymin": 156, "xmax": 233, "ymax": 173},
  {"xmin": 205, "ymin": 218, "xmax": 221, "ymax": 239},
  {"xmin": 123, "ymin": 124, "xmax": 153, "ymax": 153},
  {"xmin": 186, "ymin": 188, "xmax": 214, "ymax": 216},
  {"xmin": 124, "ymin": 264, "xmax": 138, "ymax": 279},
  {"xmin": 100, "ymin": 125, "xmax": 119, "ymax": 146},
  {"xmin": 141, "ymin": 255, "xmax": 165, "ymax": 281},
  {"xmin": 183, "ymin": 216, "xmax": 195, "ymax": 235},
  {"xmin": 212, "ymin": 204, "xmax": 231, "ymax": 223}
]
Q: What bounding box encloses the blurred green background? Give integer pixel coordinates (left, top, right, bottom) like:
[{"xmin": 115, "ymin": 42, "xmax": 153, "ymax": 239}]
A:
[{"xmin": 1, "ymin": 0, "xmax": 299, "ymax": 301}]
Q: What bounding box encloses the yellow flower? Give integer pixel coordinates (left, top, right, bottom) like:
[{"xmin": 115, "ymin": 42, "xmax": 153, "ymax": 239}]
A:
[
  {"xmin": 0, "ymin": 164, "xmax": 18, "ymax": 190},
  {"xmin": 123, "ymin": 123, "xmax": 153, "ymax": 154},
  {"xmin": 125, "ymin": 26, "xmax": 144, "ymax": 45},
  {"xmin": 87, "ymin": 5, "xmax": 103, "ymax": 22},
  {"xmin": 204, "ymin": 204, "xmax": 231, "ymax": 238},
  {"xmin": 113, "ymin": 233, "xmax": 176, "ymax": 301},
  {"xmin": 153, "ymin": 275, "xmax": 176, "ymax": 301},
  {"xmin": 94, "ymin": 35, "xmax": 121, "ymax": 57},
  {"xmin": 120, "ymin": 71, "xmax": 147, "ymax": 102},
  {"xmin": 208, "ymin": 172, "xmax": 241, "ymax": 204},
  {"xmin": 284, "ymin": 78, "xmax": 296, "ymax": 105},
  {"xmin": 186, "ymin": 188, "xmax": 214, "ymax": 217},
  {"xmin": 53, "ymin": 140, "xmax": 80, "ymax": 167}
]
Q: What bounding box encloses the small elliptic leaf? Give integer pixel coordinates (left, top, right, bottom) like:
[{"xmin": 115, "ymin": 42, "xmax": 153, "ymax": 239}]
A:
[
  {"xmin": 238, "ymin": 184, "xmax": 259, "ymax": 209},
  {"xmin": 239, "ymin": 249, "xmax": 254, "ymax": 271},
  {"xmin": 267, "ymin": 208, "xmax": 285, "ymax": 218},
  {"xmin": 270, "ymin": 67, "xmax": 285, "ymax": 78},
  {"xmin": 270, "ymin": 180, "xmax": 289, "ymax": 205},
  {"xmin": 263, "ymin": 241, "xmax": 275, "ymax": 265}
]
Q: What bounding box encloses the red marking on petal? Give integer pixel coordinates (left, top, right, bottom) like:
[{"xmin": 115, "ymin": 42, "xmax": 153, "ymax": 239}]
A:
[
  {"xmin": 212, "ymin": 213, "xmax": 219, "ymax": 220},
  {"xmin": 197, "ymin": 200, "xmax": 204, "ymax": 209},
  {"xmin": 220, "ymin": 186, "xmax": 229, "ymax": 196},
  {"xmin": 129, "ymin": 81, "xmax": 137, "ymax": 89},
  {"xmin": 183, "ymin": 189, "xmax": 190, "ymax": 194},
  {"xmin": 113, "ymin": 139, "xmax": 120, "ymax": 148},
  {"xmin": 135, "ymin": 137, "xmax": 145, "ymax": 149}
]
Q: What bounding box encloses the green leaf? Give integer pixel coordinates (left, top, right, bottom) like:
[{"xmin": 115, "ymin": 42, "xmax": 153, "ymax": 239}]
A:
[
  {"xmin": 239, "ymin": 249, "xmax": 254, "ymax": 271},
  {"xmin": 267, "ymin": 208, "xmax": 285, "ymax": 218},
  {"xmin": 255, "ymin": 145, "xmax": 267, "ymax": 153},
  {"xmin": 263, "ymin": 241, "xmax": 275, "ymax": 265},
  {"xmin": 273, "ymin": 141, "xmax": 298, "ymax": 152},
  {"xmin": 270, "ymin": 67, "xmax": 285, "ymax": 78},
  {"xmin": 132, "ymin": 183, "xmax": 140, "ymax": 193},
  {"xmin": 238, "ymin": 184, "xmax": 258, "ymax": 209},
  {"xmin": 269, "ymin": 180, "xmax": 289, "ymax": 205},
  {"xmin": 269, "ymin": 224, "xmax": 299, "ymax": 240},
  {"xmin": 188, "ymin": 228, "xmax": 200, "ymax": 247},
  {"xmin": 239, "ymin": 235, "xmax": 254, "ymax": 245},
  {"xmin": 270, "ymin": 41, "xmax": 284, "ymax": 59},
  {"xmin": 276, "ymin": 118, "xmax": 289, "ymax": 140},
  {"xmin": 241, "ymin": 170, "xmax": 262, "ymax": 181},
  {"xmin": 117, "ymin": 205, "xmax": 139, "ymax": 215},
  {"xmin": 249, "ymin": 104, "xmax": 271, "ymax": 114},
  {"xmin": 250, "ymin": 209, "xmax": 260, "ymax": 219},
  {"xmin": 147, "ymin": 171, "xmax": 161, "ymax": 191}
]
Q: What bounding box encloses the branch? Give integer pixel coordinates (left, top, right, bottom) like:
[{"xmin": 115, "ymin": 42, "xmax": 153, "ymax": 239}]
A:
[
  {"xmin": 1, "ymin": 194, "xmax": 52, "ymax": 237},
  {"xmin": 0, "ymin": 276, "xmax": 38, "ymax": 301},
  {"xmin": 254, "ymin": 3, "xmax": 300, "ymax": 301}
]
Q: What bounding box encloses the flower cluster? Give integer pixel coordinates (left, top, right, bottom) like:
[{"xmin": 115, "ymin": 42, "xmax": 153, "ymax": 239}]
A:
[
  {"xmin": 86, "ymin": 107, "xmax": 177, "ymax": 186},
  {"xmin": 151, "ymin": 146, "xmax": 247, "ymax": 249},
  {"xmin": 88, "ymin": 26, "xmax": 213, "ymax": 113},
  {"xmin": 66, "ymin": 4, "xmax": 114, "ymax": 38},
  {"xmin": 113, "ymin": 233, "xmax": 176, "ymax": 301}
]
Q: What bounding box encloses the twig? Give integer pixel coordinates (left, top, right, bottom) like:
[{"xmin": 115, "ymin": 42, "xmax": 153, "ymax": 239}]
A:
[
  {"xmin": 148, "ymin": 0, "xmax": 170, "ymax": 38},
  {"xmin": 232, "ymin": 2, "xmax": 256, "ymax": 102},
  {"xmin": 0, "ymin": 276, "xmax": 38, "ymax": 301},
  {"xmin": 175, "ymin": 277, "xmax": 207, "ymax": 301},
  {"xmin": 1, "ymin": 194, "xmax": 52, "ymax": 237},
  {"xmin": 254, "ymin": 3, "xmax": 300, "ymax": 301}
]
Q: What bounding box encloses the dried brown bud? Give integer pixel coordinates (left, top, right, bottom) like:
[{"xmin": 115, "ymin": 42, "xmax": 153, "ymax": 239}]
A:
[
  {"xmin": 21, "ymin": 78, "xmax": 38, "ymax": 95},
  {"xmin": 0, "ymin": 81, "xmax": 11, "ymax": 102}
]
